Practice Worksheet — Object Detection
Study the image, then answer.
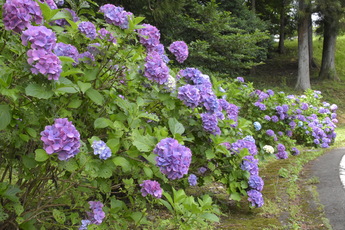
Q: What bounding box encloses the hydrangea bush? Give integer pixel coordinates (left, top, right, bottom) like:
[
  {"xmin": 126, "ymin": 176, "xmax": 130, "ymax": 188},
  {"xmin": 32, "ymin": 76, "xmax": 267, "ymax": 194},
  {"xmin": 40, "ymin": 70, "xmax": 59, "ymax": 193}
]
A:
[{"xmin": 0, "ymin": 0, "xmax": 338, "ymax": 229}]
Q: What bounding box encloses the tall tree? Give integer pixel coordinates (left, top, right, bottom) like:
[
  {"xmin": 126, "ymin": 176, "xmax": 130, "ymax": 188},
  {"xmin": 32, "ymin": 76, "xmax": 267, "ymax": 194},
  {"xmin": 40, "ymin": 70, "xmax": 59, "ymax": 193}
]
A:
[
  {"xmin": 317, "ymin": 0, "xmax": 344, "ymax": 80},
  {"xmin": 278, "ymin": 0, "xmax": 287, "ymax": 54},
  {"xmin": 296, "ymin": 0, "xmax": 311, "ymax": 90}
]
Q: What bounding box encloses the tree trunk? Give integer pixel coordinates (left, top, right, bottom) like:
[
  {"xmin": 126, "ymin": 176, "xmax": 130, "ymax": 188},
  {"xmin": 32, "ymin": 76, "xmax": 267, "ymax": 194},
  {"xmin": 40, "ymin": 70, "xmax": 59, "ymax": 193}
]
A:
[
  {"xmin": 278, "ymin": 0, "xmax": 286, "ymax": 54},
  {"xmin": 251, "ymin": 0, "xmax": 256, "ymax": 13},
  {"xmin": 308, "ymin": 14, "xmax": 317, "ymax": 68},
  {"xmin": 295, "ymin": 0, "xmax": 311, "ymax": 91},
  {"xmin": 319, "ymin": 15, "xmax": 339, "ymax": 80}
]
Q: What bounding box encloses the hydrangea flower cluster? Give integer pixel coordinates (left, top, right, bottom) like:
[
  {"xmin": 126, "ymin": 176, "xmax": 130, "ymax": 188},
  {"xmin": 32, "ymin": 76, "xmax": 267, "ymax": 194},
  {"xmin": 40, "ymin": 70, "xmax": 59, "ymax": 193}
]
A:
[
  {"xmin": 99, "ymin": 4, "xmax": 133, "ymax": 29},
  {"xmin": 53, "ymin": 42, "xmax": 79, "ymax": 63},
  {"xmin": 247, "ymin": 189, "xmax": 264, "ymax": 207},
  {"xmin": 164, "ymin": 75, "xmax": 176, "ymax": 92},
  {"xmin": 253, "ymin": 121, "xmax": 261, "ymax": 131},
  {"xmin": 91, "ymin": 140, "xmax": 112, "ymax": 160},
  {"xmin": 97, "ymin": 28, "xmax": 117, "ymax": 43},
  {"xmin": 291, "ymin": 147, "xmax": 300, "ymax": 156},
  {"xmin": 21, "ymin": 25, "xmax": 62, "ymax": 80},
  {"xmin": 140, "ymin": 180, "xmax": 163, "ymax": 199},
  {"xmin": 85, "ymin": 201, "xmax": 105, "ymax": 225},
  {"xmin": 178, "ymin": 84, "xmax": 201, "ymax": 108},
  {"xmin": 248, "ymin": 175, "xmax": 264, "ymax": 191},
  {"xmin": 276, "ymin": 143, "xmax": 288, "ymax": 159},
  {"xmin": 38, "ymin": 0, "xmax": 57, "ymax": 9},
  {"xmin": 188, "ymin": 174, "xmax": 198, "ymax": 186},
  {"xmin": 241, "ymin": 155, "xmax": 259, "ymax": 176},
  {"xmin": 200, "ymin": 113, "xmax": 221, "ymax": 135},
  {"xmin": 169, "ymin": 41, "xmax": 189, "ymax": 63},
  {"xmin": 40, "ymin": 118, "xmax": 80, "ymax": 161},
  {"xmin": 27, "ymin": 49, "xmax": 62, "ymax": 80},
  {"xmin": 78, "ymin": 21, "xmax": 97, "ymax": 40},
  {"xmin": 263, "ymin": 145, "xmax": 274, "ymax": 154},
  {"xmin": 198, "ymin": 167, "xmax": 207, "ymax": 174},
  {"xmin": 138, "ymin": 24, "xmax": 161, "ymax": 49},
  {"xmin": 2, "ymin": 0, "xmax": 43, "ymax": 33},
  {"xmin": 144, "ymin": 51, "xmax": 169, "ymax": 84},
  {"xmin": 228, "ymin": 139, "xmax": 258, "ymax": 156},
  {"xmin": 154, "ymin": 138, "xmax": 192, "ymax": 180}
]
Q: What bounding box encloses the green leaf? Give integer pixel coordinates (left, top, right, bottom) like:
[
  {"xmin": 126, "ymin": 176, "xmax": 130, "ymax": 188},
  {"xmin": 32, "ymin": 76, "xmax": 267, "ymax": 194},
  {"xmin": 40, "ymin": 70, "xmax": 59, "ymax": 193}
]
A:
[
  {"xmin": 168, "ymin": 118, "xmax": 185, "ymax": 135},
  {"xmin": 1, "ymin": 185, "xmax": 21, "ymax": 202},
  {"xmin": 98, "ymin": 161, "xmax": 114, "ymax": 178},
  {"xmin": 230, "ymin": 192, "xmax": 241, "ymax": 201},
  {"xmin": 62, "ymin": 158, "xmax": 78, "ymax": 172},
  {"xmin": 67, "ymin": 99, "xmax": 82, "ymax": 108},
  {"xmin": 200, "ymin": 213, "xmax": 219, "ymax": 222},
  {"xmin": 77, "ymin": 81, "xmax": 92, "ymax": 93},
  {"xmin": 107, "ymin": 139, "xmax": 120, "ymax": 153},
  {"xmin": 26, "ymin": 128, "xmax": 37, "ymax": 138},
  {"xmin": 112, "ymin": 156, "xmax": 131, "ymax": 172},
  {"xmin": 84, "ymin": 68, "xmax": 99, "ymax": 81},
  {"xmin": 94, "ymin": 117, "xmax": 113, "ymax": 129},
  {"xmin": 61, "ymin": 69, "xmax": 84, "ymax": 77},
  {"xmin": 25, "ymin": 83, "xmax": 53, "ymax": 99},
  {"xmin": 143, "ymin": 167, "xmax": 153, "ymax": 178},
  {"xmin": 52, "ymin": 209, "xmax": 66, "ymax": 224},
  {"xmin": 22, "ymin": 155, "xmax": 37, "ymax": 169},
  {"xmin": 58, "ymin": 56, "xmax": 75, "ymax": 63},
  {"xmin": 131, "ymin": 130, "xmax": 156, "ymax": 152},
  {"xmin": 206, "ymin": 149, "xmax": 215, "ymax": 160},
  {"xmin": 86, "ymin": 88, "xmax": 104, "ymax": 105},
  {"xmin": 0, "ymin": 105, "xmax": 11, "ymax": 130},
  {"xmin": 55, "ymin": 86, "xmax": 78, "ymax": 94},
  {"xmin": 35, "ymin": 149, "xmax": 49, "ymax": 162},
  {"xmin": 138, "ymin": 112, "xmax": 159, "ymax": 122}
]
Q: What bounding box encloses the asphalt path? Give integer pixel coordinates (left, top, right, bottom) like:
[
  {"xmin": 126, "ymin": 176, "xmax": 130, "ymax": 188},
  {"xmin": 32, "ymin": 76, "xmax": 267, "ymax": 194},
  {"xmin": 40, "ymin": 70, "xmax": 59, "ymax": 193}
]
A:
[{"xmin": 311, "ymin": 147, "xmax": 345, "ymax": 230}]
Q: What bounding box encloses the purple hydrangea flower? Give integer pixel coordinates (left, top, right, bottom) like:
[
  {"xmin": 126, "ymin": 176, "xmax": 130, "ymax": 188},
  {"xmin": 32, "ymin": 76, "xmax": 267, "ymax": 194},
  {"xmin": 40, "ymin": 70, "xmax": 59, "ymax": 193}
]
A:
[
  {"xmin": 230, "ymin": 139, "xmax": 258, "ymax": 156},
  {"xmin": 92, "ymin": 140, "xmax": 112, "ymax": 160},
  {"xmin": 202, "ymin": 95, "xmax": 220, "ymax": 113},
  {"xmin": 236, "ymin": 77, "xmax": 244, "ymax": 82},
  {"xmin": 188, "ymin": 174, "xmax": 198, "ymax": 186},
  {"xmin": 241, "ymin": 155, "xmax": 259, "ymax": 175},
  {"xmin": 264, "ymin": 115, "xmax": 271, "ymax": 121},
  {"xmin": 247, "ymin": 190, "xmax": 264, "ymax": 207},
  {"xmin": 38, "ymin": 0, "xmax": 57, "ymax": 9},
  {"xmin": 54, "ymin": 0, "xmax": 64, "ymax": 7},
  {"xmin": 27, "ymin": 49, "xmax": 62, "ymax": 80},
  {"xmin": 144, "ymin": 51, "xmax": 169, "ymax": 84},
  {"xmin": 291, "ymin": 147, "xmax": 300, "ymax": 156},
  {"xmin": 78, "ymin": 21, "xmax": 97, "ymax": 40},
  {"xmin": 301, "ymin": 103, "xmax": 309, "ymax": 110},
  {"xmin": 198, "ymin": 167, "xmax": 207, "ymax": 174},
  {"xmin": 140, "ymin": 180, "xmax": 163, "ymax": 198},
  {"xmin": 177, "ymin": 84, "xmax": 201, "ymax": 108},
  {"xmin": 178, "ymin": 68, "xmax": 204, "ymax": 84},
  {"xmin": 277, "ymin": 143, "xmax": 285, "ymax": 152},
  {"xmin": 78, "ymin": 51, "xmax": 95, "ymax": 64},
  {"xmin": 154, "ymin": 138, "xmax": 192, "ymax": 180},
  {"xmin": 271, "ymin": 115, "xmax": 279, "ymax": 123},
  {"xmin": 53, "ymin": 42, "xmax": 79, "ymax": 63},
  {"xmin": 276, "ymin": 151, "xmax": 288, "ymax": 159},
  {"xmin": 253, "ymin": 121, "xmax": 261, "ymax": 131},
  {"xmin": 40, "ymin": 118, "xmax": 80, "ymax": 161},
  {"xmin": 200, "ymin": 113, "xmax": 221, "ymax": 135},
  {"xmin": 169, "ymin": 41, "xmax": 188, "ymax": 63},
  {"xmin": 86, "ymin": 201, "xmax": 105, "ymax": 225},
  {"xmin": 244, "ymin": 135, "xmax": 256, "ymax": 143},
  {"xmin": 253, "ymin": 102, "xmax": 267, "ymax": 110},
  {"xmin": 149, "ymin": 43, "xmax": 170, "ymax": 63},
  {"xmin": 79, "ymin": 220, "xmax": 91, "ymax": 230},
  {"xmin": 137, "ymin": 24, "xmax": 160, "ymax": 49},
  {"xmin": 266, "ymin": 129, "xmax": 275, "ymax": 137},
  {"xmin": 2, "ymin": 0, "xmax": 43, "ymax": 33},
  {"xmin": 97, "ymin": 28, "xmax": 117, "ymax": 43},
  {"xmin": 99, "ymin": 4, "xmax": 133, "ymax": 29},
  {"xmin": 266, "ymin": 89, "xmax": 274, "ymax": 96},
  {"xmin": 21, "ymin": 26, "xmax": 56, "ymax": 50},
  {"xmin": 54, "ymin": 8, "xmax": 79, "ymax": 26},
  {"xmin": 248, "ymin": 175, "xmax": 264, "ymax": 191}
]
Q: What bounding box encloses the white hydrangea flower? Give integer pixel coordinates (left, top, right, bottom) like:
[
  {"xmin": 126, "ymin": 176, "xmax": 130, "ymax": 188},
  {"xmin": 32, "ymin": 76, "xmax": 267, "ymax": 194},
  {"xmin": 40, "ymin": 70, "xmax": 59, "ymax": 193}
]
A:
[{"xmin": 263, "ymin": 145, "xmax": 274, "ymax": 154}]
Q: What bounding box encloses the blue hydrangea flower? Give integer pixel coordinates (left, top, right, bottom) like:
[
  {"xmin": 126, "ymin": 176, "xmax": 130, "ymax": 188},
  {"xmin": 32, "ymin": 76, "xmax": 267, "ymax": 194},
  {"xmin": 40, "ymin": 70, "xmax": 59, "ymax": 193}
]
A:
[
  {"xmin": 140, "ymin": 180, "xmax": 163, "ymax": 198},
  {"xmin": 230, "ymin": 139, "xmax": 258, "ymax": 156},
  {"xmin": 247, "ymin": 190, "xmax": 264, "ymax": 207},
  {"xmin": 53, "ymin": 42, "xmax": 79, "ymax": 63},
  {"xmin": 154, "ymin": 138, "xmax": 192, "ymax": 180},
  {"xmin": 248, "ymin": 175, "xmax": 264, "ymax": 191},
  {"xmin": 40, "ymin": 118, "xmax": 80, "ymax": 160},
  {"xmin": 79, "ymin": 219, "xmax": 91, "ymax": 230},
  {"xmin": 253, "ymin": 122, "xmax": 261, "ymax": 131},
  {"xmin": 188, "ymin": 174, "xmax": 198, "ymax": 186},
  {"xmin": 241, "ymin": 155, "xmax": 259, "ymax": 175},
  {"xmin": 291, "ymin": 147, "xmax": 300, "ymax": 156},
  {"xmin": 244, "ymin": 135, "xmax": 256, "ymax": 143},
  {"xmin": 198, "ymin": 167, "xmax": 207, "ymax": 174},
  {"xmin": 138, "ymin": 24, "xmax": 161, "ymax": 49},
  {"xmin": 92, "ymin": 140, "xmax": 112, "ymax": 160}
]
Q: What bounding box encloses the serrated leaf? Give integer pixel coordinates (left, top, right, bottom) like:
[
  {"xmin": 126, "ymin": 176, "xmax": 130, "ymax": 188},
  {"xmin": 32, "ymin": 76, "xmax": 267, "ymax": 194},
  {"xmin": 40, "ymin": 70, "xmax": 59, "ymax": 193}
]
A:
[
  {"xmin": 86, "ymin": 88, "xmax": 104, "ymax": 105},
  {"xmin": 107, "ymin": 139, "xmax": 120, "ymax": 153},
  {"xmin": 62, "ymin": 158, "xmax": 78, "ymax": 172},
  {"xmin": 168, "ymin": 118, "xmax": 185, "ymax": 135},
  {"xmin": 26, "ymin": 128, "xmax": 37, "ymax": 138},
  {"xmin": 143, "ymin": 167, "xmax": 153, "ymax": 178},
  {"xmin": 98, "ymin": 161, "xmax": 113, "ymax": 178},
  {"xmin": 25, "ymin": 83, "xmax": 53, "ymax": 99},
  {"xmin": 112, "ymin": 156, "xmax": 131, "ymax": 172},
  {"xmin": 230, "ymin": 192, "xmax": 241, "ymax": 201},
  {"xmin": 22, "ymin": 155, "xmax": 37, "ymax": 169},
  {"xmin": 2, "ymin": 185, "xmax": 21, "ymax": 202},
  {"xmin": 68, "ymin": 99, "xmax": 82, "ymax": 108},
  {"xmin": 52, "ymin": 209, "xmax": 66, "ymax": 224},
  {"xmin": 0, "ymin": 105, "xmax": 11, "ymax": 130},
  {"xmin": 55, "ymin": 86, "xmax": 78, "ymax": 94},
  {"xmin": 138, "ymin": 112, "xmax": 159, "ymax": 122},
  {"xmin": 131, "ymin": 130, "xmax": 156, "ymax": 152},
  {"xmin": 35, "ymin": 149, "xmax": 49, "ymax": 162}
]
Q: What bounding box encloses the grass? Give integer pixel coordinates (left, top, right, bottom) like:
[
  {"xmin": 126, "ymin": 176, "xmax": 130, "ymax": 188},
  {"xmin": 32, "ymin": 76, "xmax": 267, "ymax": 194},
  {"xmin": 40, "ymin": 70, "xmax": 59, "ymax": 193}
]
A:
[{"xmin": 212, "ymin": 36, "xmax": 345, "ymax": 229}]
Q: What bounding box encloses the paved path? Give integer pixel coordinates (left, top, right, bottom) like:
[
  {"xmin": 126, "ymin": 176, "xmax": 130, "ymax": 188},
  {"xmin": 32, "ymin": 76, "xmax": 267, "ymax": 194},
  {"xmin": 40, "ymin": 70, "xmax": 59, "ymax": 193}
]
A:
[{"xmin": 311, "ymin": 147, "xmax": 345, "ymax": 230}]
